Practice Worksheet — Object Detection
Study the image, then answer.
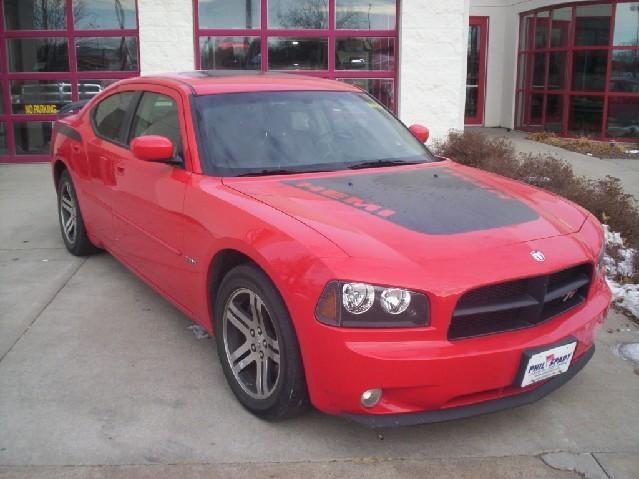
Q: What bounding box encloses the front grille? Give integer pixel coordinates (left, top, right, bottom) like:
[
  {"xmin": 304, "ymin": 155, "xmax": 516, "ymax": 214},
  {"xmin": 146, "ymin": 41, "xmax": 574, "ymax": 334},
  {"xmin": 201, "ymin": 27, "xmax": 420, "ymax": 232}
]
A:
[{"xmin": 449, "ymin": 264, "xmax": 592, "ymax": 340}]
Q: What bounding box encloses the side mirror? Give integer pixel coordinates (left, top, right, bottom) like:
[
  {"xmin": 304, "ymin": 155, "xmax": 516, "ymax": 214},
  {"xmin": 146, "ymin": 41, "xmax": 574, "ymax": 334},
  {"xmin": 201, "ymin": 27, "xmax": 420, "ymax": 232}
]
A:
[
  {"xmin": 409, "ymin": 124, "xmax": 430, "ymax": 143},
  {"xmin": 131, "ymin": 135, "xmax": 174, "ymax": 162}
]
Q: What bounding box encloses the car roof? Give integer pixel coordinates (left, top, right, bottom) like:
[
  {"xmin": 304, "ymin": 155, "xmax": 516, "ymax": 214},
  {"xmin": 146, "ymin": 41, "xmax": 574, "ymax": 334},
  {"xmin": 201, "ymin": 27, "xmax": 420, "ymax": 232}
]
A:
[{"xmin": 123, "ymin": 71, "xmax": 362, "ymax": 96}]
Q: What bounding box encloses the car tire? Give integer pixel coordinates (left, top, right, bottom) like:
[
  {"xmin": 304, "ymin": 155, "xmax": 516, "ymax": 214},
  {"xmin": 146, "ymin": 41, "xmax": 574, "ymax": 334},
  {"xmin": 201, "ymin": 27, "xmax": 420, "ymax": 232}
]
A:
[
  {"xmin": 57, "ymin": 170, "xmax": 98, "ymax": 256},
  {"xmin": 214, "ymin": 264, "xmax": 309, "ymax": 420}
]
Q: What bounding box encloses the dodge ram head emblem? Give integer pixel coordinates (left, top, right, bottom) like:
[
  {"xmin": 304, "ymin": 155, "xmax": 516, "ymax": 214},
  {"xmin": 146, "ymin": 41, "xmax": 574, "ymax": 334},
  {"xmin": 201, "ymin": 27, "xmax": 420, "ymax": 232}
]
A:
[{"xmin": 530, "ymin": 250, "xmax": 545, "ymax": 262}]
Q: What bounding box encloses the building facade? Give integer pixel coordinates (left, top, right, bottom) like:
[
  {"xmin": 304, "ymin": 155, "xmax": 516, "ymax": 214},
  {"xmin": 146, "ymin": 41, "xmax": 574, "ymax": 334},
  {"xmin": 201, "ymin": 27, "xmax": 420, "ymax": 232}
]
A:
[{"xmin": 0, "ymin": 0, "xmax": 637, "ymax": 163}]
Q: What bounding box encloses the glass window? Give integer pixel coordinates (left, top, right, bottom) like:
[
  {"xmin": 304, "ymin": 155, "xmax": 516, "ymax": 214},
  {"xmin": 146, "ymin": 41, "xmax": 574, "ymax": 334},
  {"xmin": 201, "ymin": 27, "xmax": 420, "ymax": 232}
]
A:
[
  {"xmin": 532, "ymin": 52, "xmax": 546, "ymax": 89},
  {"xmin": 76, "ymin": 37, "xmax": 138, "ymax": 71},
  {"xmin": 0, "ymin": 123, "xmax": 7, "ymax": 155},
  {"xmin": 569, "ymin": 96, "xmax": 603, "ymax": 135},
  {"xmin": 335, "ymin": 0, "xmax": 396, "ymax": 30},
  {"xmin": 199, "ymin": 37, "xmax": 261, "ymax": 70},
  {"xmin": 545, "ymin": 94, "xmax": 563, "ymax": 132},
  {"xmin": 335, "ymin": 37, "xmax": 394, "ymax": 70},
  {"xmin": 130, "ymin": 93, "xmax": 182, "ymax": 159},
  {"xmin": 92, "ymin": 92, "xmax": 136, "ymax": 142},
  {"xmin": 78, "ymin": 80, "xmax": 120, "ymax": 100},
  {"xmin": 3, "ymin": 0, "xmax": 66, "ymax": 30},
  {"xmin": 340, "ymin": 78, "xmax": 394, "ymax": 110},
  {"xmin": 610, "ymin": 49, "xmax": 639, "ymax": 92},
  {"xmin": 530, "ymin": 93, "xmax": 544, "ymax": 124},
  {"xmin": 193, "ymin": 91, "xmax": 432, "ymax": 176},
  {"xmin": 198, "ymin": 0, "xmax": 260, "ymax": 29},
  {"xmin": 535, "ymin": 11, "xmax": 550, "ymax": 49},
  {"xmin": 10, "ymin": 80, "xmax": 71, "ymax": 114},
  {"xmin": 573, "ymin": 50, "xmax": 608, "ymax": 91},
  {"xmin": 575, "ymin": 4, "xmax": 611, "ymax": 46},
  {"xmin": 606, "ymin": 96, "xmax": 639, "ymax": 138},
  {"xmin": 613, "ymin": 2, "xmax": 639, "ymax": 47},
  {"xmin": 268, "ymin": 0, "xmax": 328, "ymax": 29},
  {"xmin": 0, "ymin": 84, "xmax": 4, "ymax": 114},
  {"xmin": 13, "ymin": 121, "xmax": 53, "ymax": 155},
  {"xmin": 548, "ymin": 52, "xmax": 566, "ymax": 90},
  {"xmin": 73, "ymin": 0, "xmax": 137, "ymax": 30},
  {"xmin": 520, "ymin": 14, "xmax": 534, "ymax": 50},
  {"xmin": 7, "ymin": 38, "xmax": 69, "ymax": 72},
  {"xmin": 267, "ymin": 37, "xmax": 328, "ymax": 70},
  {"xmin": 551, "ymin": 7, "xmax": 572, "ymax": 48}
]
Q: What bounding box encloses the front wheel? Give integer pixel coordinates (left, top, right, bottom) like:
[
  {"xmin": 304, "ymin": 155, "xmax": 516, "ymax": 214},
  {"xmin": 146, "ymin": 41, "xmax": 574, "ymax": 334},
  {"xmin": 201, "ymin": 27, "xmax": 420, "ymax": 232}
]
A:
[
  {"xmin": 57, "ymin": 170, "xmax": 98, "ymax": 256},
  {"xmin": 214, "ymin": 264, "xmax": 308, "ymax": 420}
]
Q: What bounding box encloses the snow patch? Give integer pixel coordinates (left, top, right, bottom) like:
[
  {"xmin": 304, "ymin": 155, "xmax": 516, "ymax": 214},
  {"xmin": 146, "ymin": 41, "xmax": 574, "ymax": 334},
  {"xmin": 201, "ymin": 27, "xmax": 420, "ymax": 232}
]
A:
[
  {"xmin": 187, "ymin": 324, "xmax": 210, "ymax": 339},
  {"xmin": 603, "ymin": 225, "xmax": 638, "ymax": 319},
  {"xmin": 614, "ymin": 343, "xmax": 639, "ymax": 365}
]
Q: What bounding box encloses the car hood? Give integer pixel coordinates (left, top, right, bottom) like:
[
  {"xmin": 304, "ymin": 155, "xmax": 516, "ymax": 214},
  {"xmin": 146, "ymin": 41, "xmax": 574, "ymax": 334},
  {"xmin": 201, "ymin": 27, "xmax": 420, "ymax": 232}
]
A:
[{"xmin": 222, "ymin": 162, "xmax": 588, "ymax": 261}]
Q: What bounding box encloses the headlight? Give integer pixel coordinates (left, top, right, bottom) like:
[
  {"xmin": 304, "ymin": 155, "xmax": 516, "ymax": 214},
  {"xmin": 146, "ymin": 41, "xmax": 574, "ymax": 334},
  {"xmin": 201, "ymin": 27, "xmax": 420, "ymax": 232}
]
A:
[{"xmin": 316, "ymin": 281, "xmax": 430, "ymax": 328}]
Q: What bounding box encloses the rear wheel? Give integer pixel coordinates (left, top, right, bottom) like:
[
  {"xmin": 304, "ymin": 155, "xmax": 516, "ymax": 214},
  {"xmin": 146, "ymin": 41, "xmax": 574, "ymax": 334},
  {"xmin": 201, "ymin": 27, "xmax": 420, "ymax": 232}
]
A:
[
  {"xmin": 214, "ymin": 264, "xmax": 308, "ymax": 419},
  {"xmin": 57, "ymin": 170, "xmax": 98, "ymax": 256}
]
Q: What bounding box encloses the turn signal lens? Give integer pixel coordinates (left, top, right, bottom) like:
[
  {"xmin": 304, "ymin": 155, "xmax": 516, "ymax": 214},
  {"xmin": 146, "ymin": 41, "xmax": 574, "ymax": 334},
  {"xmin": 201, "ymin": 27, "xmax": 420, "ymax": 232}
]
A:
[
  {"xmin": 342, "ymin": 283, "xmax": 375, "ymax": 314},
  {"xmin": 380, "ymin": 288, "xmax": 411, "ymax": 314}
]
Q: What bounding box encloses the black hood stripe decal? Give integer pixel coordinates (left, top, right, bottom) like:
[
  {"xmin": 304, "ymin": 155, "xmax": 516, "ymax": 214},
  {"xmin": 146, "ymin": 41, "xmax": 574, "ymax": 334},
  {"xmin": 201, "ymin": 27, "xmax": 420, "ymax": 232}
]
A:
[{"xmin": 283, "ymin": 168, "xmax": 539, "ymax": 235}]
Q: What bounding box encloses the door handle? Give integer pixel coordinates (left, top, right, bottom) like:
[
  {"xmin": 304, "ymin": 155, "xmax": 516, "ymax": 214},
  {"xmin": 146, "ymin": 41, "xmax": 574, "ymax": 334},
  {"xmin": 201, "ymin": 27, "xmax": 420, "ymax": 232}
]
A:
[
  {"xmin": 115, "ymin": 165, "xmax": 125, "ymax": 175},
  {"xmin": 72, "ymin": 145, "xmax": 82, "ymax": 153}
]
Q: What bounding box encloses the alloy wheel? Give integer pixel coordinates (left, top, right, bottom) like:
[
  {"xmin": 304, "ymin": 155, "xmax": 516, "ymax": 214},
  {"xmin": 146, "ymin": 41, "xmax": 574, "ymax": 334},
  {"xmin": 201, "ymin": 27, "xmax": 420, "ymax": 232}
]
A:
[
  {"xmin": 59, "ymin": 182, "xmax": 77, "ymax": 245},
  {"xmin": 223, "ymin": 288, "xmax": 281, "ymax": 400}
]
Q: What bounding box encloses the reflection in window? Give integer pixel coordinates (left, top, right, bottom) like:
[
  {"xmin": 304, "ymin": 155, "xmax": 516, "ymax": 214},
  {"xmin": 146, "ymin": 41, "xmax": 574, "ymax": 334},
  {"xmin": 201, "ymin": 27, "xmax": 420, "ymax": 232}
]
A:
[
  {"xmin": 10, "ymin": 80, "xmax": 71, "ymax": 114},
  {"xmin": 0, "ymin": 84, "xmax": 3, "ymax": 114},
  {"xmin": 73, "ymin": 0, "xmax": 137, "ymax": 30},
  {"xmin": 530, "ymin": 93, "xmax": 543, "ymax": 125},
  {"xmin": 613, "ymin": 2, "xmax": 639, "ymax": 47},
  {"xmin": 0, "ymin": 123, "xmax": 7, "ymax": 155},
  {"xmin": 7, "ymin": 38, "xmax": 69, "ymax": 72},
  {"xmin": 545, "ymin": 94, "xmax": 563, "ymax": 132},
  {"xmin": 573, "ymin": 50, "xmax": 608, "ymax": 91},
  {"xmin": 130, "ymin": 93, "xmax": 182, "ymax": 158},
  {"xmin": 268, "ymin": 0, "xmax": 327, "ymax": 29},
  {"xmin": 607, "ymin": 97, "xmax": 639, "ymax": 138},
  {"xmin": 78, "ymin": 80, "xmax": 119, "ymax": 100},
  {"xmin": 200, "ymin": 37, "xmax": 261, "ymax": 70},
  {"xmin": 551, "ymin": 7, "xmax": 572, "ymax": 48},
  {"xmin": 198, "ymin": 0, "xmax": 260, "ymax": 29},
  {"xmin": 76, "ymin": 37, "xmax": 138, "ymax": 71},
  {"xmin": 575, "ymin": 4, "xmax": 611, "ymax": 46},
  {"xmin": 535, "ymin": 11, "xmax": 550, "ymax": 48},
  {"xmin": 340, "ymin": 78, "xmax": 394, "ymax": 110},
  {"xmin": 335, "ymin": 0, "xmax": 396, "ymax": 30},
  {"xmin": 336, "ymin": 37, "xmax": 394, "ymax": 70},
  {"xmin": 93, "ymin": 92, "xmax": 136, "ymax": 141},
  {"xmin": 610, "ymin": 49, "xmax": 639, "ymax": 92},
  {"xmin": 569, "ymin": 96, "xmax": 603, "ymax": 135},
  {"xmin": 532, "ymin": 52, "xmax": 546, "ymax": 89},
  {"xmin": 268, "ymin": 37, "xmax": 328, "ymax": 70},
  {"xmin": 3, "ymin": 0, "xmax": 66, "ymax": 30},
  {"xmin": 548, "ymin": 52, "xmax": 566, "ymax": 90},
  {"xmin": 14, "ymin": 121, "xmax": 53, "ymax": 155}
]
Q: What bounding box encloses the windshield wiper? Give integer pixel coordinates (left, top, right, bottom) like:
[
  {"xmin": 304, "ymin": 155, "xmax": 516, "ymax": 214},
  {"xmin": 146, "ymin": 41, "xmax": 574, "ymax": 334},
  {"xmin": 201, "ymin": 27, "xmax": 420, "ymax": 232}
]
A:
[
  {"xmin": 347, "ymin": 159, "xmax": 422, "ymax": 170},
  {"xmin": 235, "ymin": 168, "xmax": 330, "ymax": 177}
]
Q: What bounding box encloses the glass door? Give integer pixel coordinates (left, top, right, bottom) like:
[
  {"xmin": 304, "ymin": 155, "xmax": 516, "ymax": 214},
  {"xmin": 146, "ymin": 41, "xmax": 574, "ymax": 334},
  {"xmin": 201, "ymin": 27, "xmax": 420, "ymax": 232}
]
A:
[{"xmin": 465, "ymin": 17, "xmax": 488, "ymax": 125}]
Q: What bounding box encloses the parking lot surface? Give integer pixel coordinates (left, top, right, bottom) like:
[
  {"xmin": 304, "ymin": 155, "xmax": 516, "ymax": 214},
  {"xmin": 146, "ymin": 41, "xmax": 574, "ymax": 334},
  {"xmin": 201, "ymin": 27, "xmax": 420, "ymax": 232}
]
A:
[{"xmin": 1, "ymin": 164, "xmax": 638, "ymax": 478}]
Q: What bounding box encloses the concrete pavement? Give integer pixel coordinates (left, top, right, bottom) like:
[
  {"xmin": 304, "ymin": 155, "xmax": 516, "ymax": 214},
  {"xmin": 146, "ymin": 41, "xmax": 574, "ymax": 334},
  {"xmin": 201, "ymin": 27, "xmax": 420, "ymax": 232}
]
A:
[
  {"xmin": 470, "ymin": 127, "xmax": 639, "ymax": 200},
  {"xmin": 1, "ymin": 164, "xmax": 638, "ymax": 478}
]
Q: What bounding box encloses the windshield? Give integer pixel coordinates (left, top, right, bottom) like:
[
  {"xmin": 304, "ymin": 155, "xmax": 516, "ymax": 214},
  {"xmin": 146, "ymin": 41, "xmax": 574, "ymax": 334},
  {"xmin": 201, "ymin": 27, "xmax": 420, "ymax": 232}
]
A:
[{"xmin": 192, "ymin": 91, "xmax": 436, "ymax": 176}]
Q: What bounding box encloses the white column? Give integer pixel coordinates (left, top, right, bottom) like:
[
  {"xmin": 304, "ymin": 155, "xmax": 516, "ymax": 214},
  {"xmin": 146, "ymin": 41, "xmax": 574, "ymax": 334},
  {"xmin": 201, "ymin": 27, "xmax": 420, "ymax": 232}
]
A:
[
  {"xmin": 398, "ymin": 0, "xmax": 470, "ymax": 142},
  {"xmin": 137, "ymin": 0, "xmax": 196, "ymax": 75}
]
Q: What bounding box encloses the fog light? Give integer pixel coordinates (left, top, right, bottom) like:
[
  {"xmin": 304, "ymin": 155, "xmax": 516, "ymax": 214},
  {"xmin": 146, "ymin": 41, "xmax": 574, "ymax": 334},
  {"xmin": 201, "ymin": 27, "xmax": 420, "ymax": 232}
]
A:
[{"xmin": 360, "ymin": 388, "xmax": 382, "ymax": 408}]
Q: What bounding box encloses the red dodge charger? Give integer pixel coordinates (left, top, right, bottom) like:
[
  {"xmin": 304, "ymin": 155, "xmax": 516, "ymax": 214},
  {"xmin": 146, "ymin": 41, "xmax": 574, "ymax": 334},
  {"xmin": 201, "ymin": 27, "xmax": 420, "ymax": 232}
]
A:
[{"xmin": 51, "ymin": 72, "xmax": 611, "ymax": 426}]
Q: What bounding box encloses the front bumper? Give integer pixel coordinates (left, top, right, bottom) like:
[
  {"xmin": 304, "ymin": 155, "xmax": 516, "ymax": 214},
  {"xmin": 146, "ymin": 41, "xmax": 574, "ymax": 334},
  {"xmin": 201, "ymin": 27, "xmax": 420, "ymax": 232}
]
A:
[
  {"xmin": 346, "ymin": 344, "xmax": 594, "ymax": 427},
  {"xmin": 302, "ymin": 276, "xmax": 611, "ymax": 422}
]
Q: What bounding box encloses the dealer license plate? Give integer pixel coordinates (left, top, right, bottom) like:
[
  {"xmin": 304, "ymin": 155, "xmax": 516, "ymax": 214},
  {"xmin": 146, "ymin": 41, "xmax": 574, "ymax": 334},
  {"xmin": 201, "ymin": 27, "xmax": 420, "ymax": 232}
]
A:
[{"xmin": 519, "ymin": 341, "xmax": 577, "ymax": 387}]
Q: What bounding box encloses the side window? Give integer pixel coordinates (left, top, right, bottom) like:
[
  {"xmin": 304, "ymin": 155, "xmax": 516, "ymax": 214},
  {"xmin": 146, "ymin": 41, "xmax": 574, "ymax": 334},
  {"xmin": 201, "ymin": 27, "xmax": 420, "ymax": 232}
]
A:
[
  {"xmin": 92, "ymin": 92, "xmax": 136, "ymax": 143},
  {"xmin": 130, "ymin": 92, "xmax": 183, "ymax": 163}
]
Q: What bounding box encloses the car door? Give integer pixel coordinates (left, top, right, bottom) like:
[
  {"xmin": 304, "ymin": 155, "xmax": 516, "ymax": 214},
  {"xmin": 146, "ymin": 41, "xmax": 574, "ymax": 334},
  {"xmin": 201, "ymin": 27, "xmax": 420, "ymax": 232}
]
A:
[
  {"xmin": 84, "ymin": 91, "xmax": 139, "ymax": 245},
  {"xmin": 110, "ymin": 86, "xmax": 193, "ymax": 312}
]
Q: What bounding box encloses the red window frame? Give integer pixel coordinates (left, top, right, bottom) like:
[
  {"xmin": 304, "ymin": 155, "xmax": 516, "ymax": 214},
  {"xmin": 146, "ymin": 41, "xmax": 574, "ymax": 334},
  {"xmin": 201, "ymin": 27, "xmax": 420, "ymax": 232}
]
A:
[
  {"xmin": 465, "ymin": 16, "xmax": 489, "ymax": 125},
  {"xmin": 0, "ymin": 0, "xmax": 141, "ymax": 163},
  {"xmin": 192, "ymin": 0, "xmax": 400, "ymax": 112},
  {"xmin": 515, "ymin": 0, "xmax": 639, "ymax": 142}
]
